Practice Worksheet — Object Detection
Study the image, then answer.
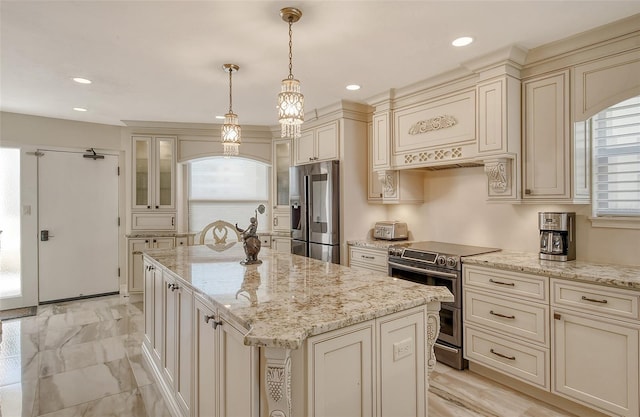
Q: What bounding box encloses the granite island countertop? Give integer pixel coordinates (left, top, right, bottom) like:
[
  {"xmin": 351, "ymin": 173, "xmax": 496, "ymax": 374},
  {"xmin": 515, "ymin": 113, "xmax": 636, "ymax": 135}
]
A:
[
  {"xmin": 463, "ymin": 250, "xmax": 640, "ymax": 291},
  {"xmin": 143, "ymin": 244, "xmax": 453, "ymax": 349}
]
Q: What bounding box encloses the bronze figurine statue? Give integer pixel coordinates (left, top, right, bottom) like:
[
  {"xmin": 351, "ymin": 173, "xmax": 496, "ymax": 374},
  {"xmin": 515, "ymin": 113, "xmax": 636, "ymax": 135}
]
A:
[{"xmin": 236, "ymin": 204, "xmax": 265, "ymax": 265}]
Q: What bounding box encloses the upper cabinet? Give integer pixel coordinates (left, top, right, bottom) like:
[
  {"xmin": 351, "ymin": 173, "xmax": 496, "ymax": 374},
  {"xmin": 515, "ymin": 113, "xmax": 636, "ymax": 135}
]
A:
[
  {"xmin": 131, "ymin": 135, "xmax": 177, "ymax": 230},
  {"xmin": 272, "ymin": 139, "xmax": 291, "ymax": 232},
  {"xmin": 522, "ymin": 71, "xmax": 589, "ymax": 203},
  {"xmin": 294, "ymin": 120, "xmax": 339, "ymax": 166}
]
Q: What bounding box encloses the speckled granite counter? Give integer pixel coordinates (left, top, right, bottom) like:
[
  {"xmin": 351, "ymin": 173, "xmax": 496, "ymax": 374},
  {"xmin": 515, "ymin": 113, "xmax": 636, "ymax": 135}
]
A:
[
  {"xmin": 126, "ymin": 232, "xmax": 195, "ymax": 238},
  {"xmin": 347, "ymin": 238, "xmax": 414, "ymax": 250},
  {"xmin": 463, "ymin": 250, "xmax": 640, "ymax": 291},
  {"xmin": 144, "ymin": 244, "xmax": 453, "ymax": 349}
]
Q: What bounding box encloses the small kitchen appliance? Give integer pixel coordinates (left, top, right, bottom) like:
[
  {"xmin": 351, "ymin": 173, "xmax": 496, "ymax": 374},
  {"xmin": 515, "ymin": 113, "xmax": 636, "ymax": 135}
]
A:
[
  {"xmin": 387, "ymin": 241, "xmax": 500, "ymax": 369},
  {"xmin": 373, "ymin": 221, "xmax": 408, "ymax": 241},
  {"xmin": 538, "ymin": 212, "xmax": 575, "ymax": 261}
]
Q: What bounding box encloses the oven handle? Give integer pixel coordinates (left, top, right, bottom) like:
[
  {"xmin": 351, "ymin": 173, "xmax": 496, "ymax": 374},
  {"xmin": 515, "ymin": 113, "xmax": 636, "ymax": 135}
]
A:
[
  {"xmin": 435, "ymin": 342, "xmax": 459, "ymax": 353},
  {"xmin": 388, "ymin": 261, "xmax": 458, "ymax": 279}
]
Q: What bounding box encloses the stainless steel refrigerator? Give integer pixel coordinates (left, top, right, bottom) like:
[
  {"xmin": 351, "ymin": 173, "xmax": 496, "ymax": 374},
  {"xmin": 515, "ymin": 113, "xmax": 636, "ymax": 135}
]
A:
[{"xmin": 290, "ymin": 160, "xmax": 340, "ymax": 264}]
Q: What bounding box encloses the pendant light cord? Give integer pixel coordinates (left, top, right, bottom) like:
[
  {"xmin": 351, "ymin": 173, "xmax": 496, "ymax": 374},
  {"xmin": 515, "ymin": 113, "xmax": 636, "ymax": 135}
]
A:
[
  {"xmin": 228, "ymin": 67, "xmax": 233, "ymax": 113},
  {"xmin": 288, "ymin": 19, "xmax": 294, "ymax": 80}
]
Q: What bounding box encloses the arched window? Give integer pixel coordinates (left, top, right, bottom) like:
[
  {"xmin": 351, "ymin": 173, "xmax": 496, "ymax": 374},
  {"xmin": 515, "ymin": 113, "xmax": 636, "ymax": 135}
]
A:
[
  {"xmin": 591, "ymin": 95, "xmax": 640, "ymax": 218},
  {"xmin": 188, "ymin": 157, "xmax": 269, "ymax": 236}
]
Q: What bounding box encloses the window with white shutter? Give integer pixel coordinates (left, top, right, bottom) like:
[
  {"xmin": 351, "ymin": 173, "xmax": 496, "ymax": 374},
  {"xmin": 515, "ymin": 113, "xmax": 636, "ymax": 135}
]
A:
[{"xmin": 591, "ymin": 95, "xmax": 640, "ymax": 219}]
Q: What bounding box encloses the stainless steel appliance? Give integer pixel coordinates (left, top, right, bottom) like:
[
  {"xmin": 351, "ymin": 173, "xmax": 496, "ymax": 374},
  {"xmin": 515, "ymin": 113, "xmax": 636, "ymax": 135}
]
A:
[
  {"xmin": 290, "ymin": 161, "xmax": 340, "ymax": 264},
  {"xmin": 388, "ymin": 241, "xmax": 500, "ymax": 369},
  {"xmin": 373, "ymin": 221, "xmax": 408, "ymax": 241},
  {"xmin": 539, "ymin": 212, "xmax": 575, "ymax": 261}
]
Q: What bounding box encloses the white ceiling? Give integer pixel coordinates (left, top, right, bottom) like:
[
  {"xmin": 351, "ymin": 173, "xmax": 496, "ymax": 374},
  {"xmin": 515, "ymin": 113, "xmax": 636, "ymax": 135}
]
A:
[{"xmin": 2, "ymin": 1, "xmax": 640, "ymax": 128}]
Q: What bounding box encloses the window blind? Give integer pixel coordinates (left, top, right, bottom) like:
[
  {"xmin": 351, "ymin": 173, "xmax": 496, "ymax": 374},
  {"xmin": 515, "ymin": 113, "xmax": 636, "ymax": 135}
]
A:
[
  {"xmin": 592, "ymin": 95, "xmax": 640, "ymax": 217},
  {"xmin": 188, "ymin": 157, "xmax": 269, "ymax": 235}
]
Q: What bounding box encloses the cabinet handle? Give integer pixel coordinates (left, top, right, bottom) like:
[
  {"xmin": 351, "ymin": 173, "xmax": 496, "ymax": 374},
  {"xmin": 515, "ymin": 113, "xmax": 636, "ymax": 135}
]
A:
[
  {"xmin": 489, "ymin": 279, "xmax": 515, "ymax": 287},
  {"xmin": 156, "ymin": 205, "xmax": 159, "ymax": 209},
  {"xmin": 309, "ymin": 157, "xmax": 313, "ymax": 161},
  {"xmin": 525, "ymin": 189, "xmax": 532, "ymax": 195},
  {"xmin": 273, "ymin": 217, "xmax": 278, "ymax": 227},
  {"xmin": 489, "ymin": 310, "xmax": 515, "ymax": 319},
  {"xmin": 171, "ymin": 217, "xmax": 175, "ymax": 226},
  {"xmin": 581, "ymin": 295, "xmax": 608, "ymax": 304},
  {"xmin": 361, "ymin": 255, "xmax": 375, "ymax": 260},
  {"xmin": 490, "ymin": 349, "xmax": 515, "ymax": 361},
  {"xmin": 204, "ymin": 315, "xmax": 223, "ymax": 329},
  {"xmin": 554, "ymin": 313, "xmax": 562, "ymax": 320}
]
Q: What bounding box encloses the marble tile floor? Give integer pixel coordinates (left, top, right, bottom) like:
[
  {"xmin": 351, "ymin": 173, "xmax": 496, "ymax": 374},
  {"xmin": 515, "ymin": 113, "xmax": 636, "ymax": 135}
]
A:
[{"xmin": 0, "ymin": 294, "xmax": 578, "ymax": 417}]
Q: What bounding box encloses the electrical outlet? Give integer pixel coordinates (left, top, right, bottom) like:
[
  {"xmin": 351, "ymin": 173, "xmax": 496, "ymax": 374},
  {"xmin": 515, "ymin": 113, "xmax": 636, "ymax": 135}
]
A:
[{"xmin": 393, "ymin": 337, "xmax": 414, "ymax": 361}]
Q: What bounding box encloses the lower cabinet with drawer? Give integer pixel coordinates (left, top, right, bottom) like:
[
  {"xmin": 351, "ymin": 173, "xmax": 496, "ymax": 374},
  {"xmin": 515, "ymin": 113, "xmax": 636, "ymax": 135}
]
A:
[
  {"xmin": 463, "ymin": 265, "xmax": 550, "ymax": 390},
  {"xmin": 551, "ymin": 279, "xmax": 639, "ymax": 417},
  {"xmin": 348, "ymin": 245, "xmax": 388, "ymax": 274},
  {"xmin": 463, "ymin": 264, "xmax": 640, "ymax": 417}
]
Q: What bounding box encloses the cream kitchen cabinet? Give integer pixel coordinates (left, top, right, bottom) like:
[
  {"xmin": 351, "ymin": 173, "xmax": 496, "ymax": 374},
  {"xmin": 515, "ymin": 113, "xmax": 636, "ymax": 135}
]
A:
[
  {"xmin": 375, "ymin": 169, "xmax": 424, "ymax": 204},
  {"xmin": 272, "ymin": 138, "xmax": 292, "ymax": 232},
  {"xmin": 193, "ymin": 293, "xmax": 259, "ymax": 417},
  {"xmin": 463, "ymin": 265, "xmax": 551, "ymax": 389},
  {"xmin": 128, "ymin": 236, "xmax": 174, "ymax": 293},
  {"xmin": 131, "ymin": 135, "xmax": 177, "ymax": 230},
  {"xmin": 368, "ymin": 120, "xmax": 384, "ymax": 201},
  {"xmin": 271, "ymin": 236, "xmax": 291, "ymax": 253},
  {"xmin": 522, "ymin": 71, "xmax": 589, "ymax": 203},
  {"xmin": 143, "ymin": 260, "xmax": 163, "ymax": 366},
  {"xmin": 551, "ymin": 279, "xmax": 639, "ymax": 417},
  {"xmin": 161, "ymin": 270, "xmax": 193, "ymax": 417},
  {"xmin": 272, "ymin": 210, "xmax": 290, "ymax": 232},
  {"xmin": 294, "ymin": 120, "xmax": 339, "ymax": 166},
  {"xmin": 307, "ymin": 305, "xmax": 427, "ymax": 416},
  {"xmin": 348, "ymin": 245, "xmax": 388, "ymax": 274}
]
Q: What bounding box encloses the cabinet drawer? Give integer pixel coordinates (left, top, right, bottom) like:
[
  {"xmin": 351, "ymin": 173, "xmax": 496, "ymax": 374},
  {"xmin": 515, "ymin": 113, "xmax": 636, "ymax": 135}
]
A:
[
  {"xmin": 175, "ymin": 237, "xmax": 188, "ymax": 247},
  {"xmin": 349, "ymin": 247, "xmax": 387, "ymax": 269},
  {"xmin": 464, "ymin": 326, "xmax": 549, "ymax": 389},
  {"xmin": 464, "ymin": 290, "xmax": 548, "ymax": 345},
  {"xmin": 552, "ymin": 279, "xmax": 639, "ymax": 321},
  {"xmin": 132, "ymin": 213, "xmax": 176, "ymax": 231},
  {"xmin": 463, "ymin": 265, "xmax": 547, "ymax": 302}
]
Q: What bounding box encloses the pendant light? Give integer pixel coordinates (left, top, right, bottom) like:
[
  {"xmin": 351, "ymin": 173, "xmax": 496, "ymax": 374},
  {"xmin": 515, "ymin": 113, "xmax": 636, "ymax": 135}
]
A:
[
  {"xmin": 277, "ymin": 7, "xmax": 304, "ymax": 139},
  {"xmin": 221, "ymin": 63, "xmax": 241, "ymax": 156}
]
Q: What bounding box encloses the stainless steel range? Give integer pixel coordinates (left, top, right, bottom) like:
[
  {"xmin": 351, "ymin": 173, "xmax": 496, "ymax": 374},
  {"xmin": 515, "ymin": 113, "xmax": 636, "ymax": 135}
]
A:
[{"xmin": 388, "ymin": 241, "xmax": 500, "ymax": 369}]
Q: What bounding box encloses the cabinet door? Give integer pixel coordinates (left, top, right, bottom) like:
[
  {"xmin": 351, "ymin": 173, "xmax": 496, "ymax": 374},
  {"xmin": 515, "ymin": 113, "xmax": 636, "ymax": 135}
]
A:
[
  {"xmin": 218, "ymin": 315, "xmax": 259, "ymax": 417},
  {"xmin": 153, "ymin": 237, "xmax": 175, "ymax": 250},
  {"xmin": 368, "ymin": 122, "xmax": 383, "ymax": 201},
  {"xmin": 162, "ymin": 274, "xmax": 177, "ymax": 387},
  {"xmin": 553, "ymin": 309, "xmax": 639, "ymax": 417},
  {"xmin": 194, "ymin": 297, "xmax": 218, "ymax": 417},
  {"xmin": 294, "ymin": 130, "xmax": 315, "ymax": 165},
  {"xmin": 152, "ymin": 266, "xmax": 163, "ymax": 364},
  {"xmin": 129, "ymin": 239, "xmax": 150, "ymax": 293},
  {"xmin": 523, "ymin": 71, "xmax": 570, "ymax": 199},
  {"xmin": 143, "ymin": 259, "xmax": 155, "ymax": 348},
  {"xmin": 155, "ymin": 137, "xmax": 176, "ymax": 209},
  {"xmin": 315, "ymin": 121, "xmax": 339, "ymax": 162},
  {"xmin": 272, "ymin": 209, "xmax": 290, "ymax": 232},
  {"xmin": 377, "ymin": 308, "xmax": 426, "ymax": 417},
  {"xmin": 308, "ymin": 323, "xmax": 374, "ymax": 417},
  {"xmin": 372, "ymin": 112, "xmax": 391, "ymax": 170},
  {"xmin": 272, "ymin": 237, "xmax": 291, "ymax": 253},
  {"xmin": 273, "ymin": 139, "xmax": 291, "ymax": 209},
  {"xmin": 175, "ymin": 284, "xmax": 193, "ymax": 417},
  {"xmin": 132, "ymin": 136, "xmax": 152, "ymax": 210}
]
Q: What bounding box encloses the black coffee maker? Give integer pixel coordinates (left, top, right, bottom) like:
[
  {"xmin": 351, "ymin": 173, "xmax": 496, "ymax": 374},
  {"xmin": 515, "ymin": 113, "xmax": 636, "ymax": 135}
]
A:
[{"xmin": 538, "ymin": 212, "xmax": 575, "ymax": 261}]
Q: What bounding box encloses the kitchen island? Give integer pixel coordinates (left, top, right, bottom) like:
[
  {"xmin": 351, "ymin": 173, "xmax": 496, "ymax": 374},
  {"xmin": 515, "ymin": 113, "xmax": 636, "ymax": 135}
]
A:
[{"xmin": 141, "ymin": 244, "xmax": 453, "ymax": 417}]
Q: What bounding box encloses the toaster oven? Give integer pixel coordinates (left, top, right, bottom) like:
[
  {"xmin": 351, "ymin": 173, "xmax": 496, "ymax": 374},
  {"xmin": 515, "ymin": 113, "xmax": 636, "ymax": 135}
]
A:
[{"xmin": 373, "ymin": 221, "xmax": 408, "ymax": 241}]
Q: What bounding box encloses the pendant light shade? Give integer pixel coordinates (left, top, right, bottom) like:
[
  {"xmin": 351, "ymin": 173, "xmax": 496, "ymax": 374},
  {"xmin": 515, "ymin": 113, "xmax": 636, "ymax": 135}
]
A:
[
  {"xmin": 221, "ymin": 63, "xmax": 241, "ymax": 156},
  {"xmin": 278, "ymin": 7, "xmax": 304, "ymax": 139}
]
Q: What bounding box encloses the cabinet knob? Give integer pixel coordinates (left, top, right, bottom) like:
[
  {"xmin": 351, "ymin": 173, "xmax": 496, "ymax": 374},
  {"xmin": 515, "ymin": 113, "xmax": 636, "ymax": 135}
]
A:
[
  {"xmin": 204, "ymin": 315, "xmax": 222, "ymax": 329},
  {"xmin": 309, "ymin": 157, "xmax": 313, "ymax": 161},
  {"xmin": 204, "ymin": 314, "xmax": 215, "ymax": 323},
  {"xmin": 147, "ymin": 205, "xmax": 151, "ymax": 209},
  {"xmin": 525, "ymin": 189, "xmax": 532, "ymax": 195},
  {"xmin": 155, "ymin": 205, "xmax": 159, "ymax": 209},
  {"xmin": 145, "ymin": 239, "xmax": 149, "ymax": 243}
]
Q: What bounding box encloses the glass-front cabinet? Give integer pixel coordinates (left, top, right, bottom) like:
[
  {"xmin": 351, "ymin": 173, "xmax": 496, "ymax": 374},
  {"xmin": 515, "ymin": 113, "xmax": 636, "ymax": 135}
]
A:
[
  {"xmin": 132, "ymin": 135, "xmax": 176, "ymax": 211},
  {"xmin": 272, "ymin": 139, "xmax": 291, "ymax": 232}
]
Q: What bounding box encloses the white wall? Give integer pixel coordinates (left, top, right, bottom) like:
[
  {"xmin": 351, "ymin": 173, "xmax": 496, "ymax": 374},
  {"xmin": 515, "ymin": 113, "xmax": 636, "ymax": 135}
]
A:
[{"xmin": 387, "ymin": 167, "xmax": 640, "ymax": 266}]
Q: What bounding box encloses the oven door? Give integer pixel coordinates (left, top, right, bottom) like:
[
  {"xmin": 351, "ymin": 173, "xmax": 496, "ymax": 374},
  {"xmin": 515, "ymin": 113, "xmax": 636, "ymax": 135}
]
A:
[
  {"xmin": 388, "ymin": 260, "xmax": 461, "ymax": 308},
  {"xmin": 436, "ymin": 304, "xmax": 461, "ymax": 347}
]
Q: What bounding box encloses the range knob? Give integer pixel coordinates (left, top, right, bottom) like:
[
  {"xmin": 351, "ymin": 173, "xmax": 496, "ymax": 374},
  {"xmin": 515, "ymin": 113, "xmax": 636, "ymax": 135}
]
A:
[
  {"xmin": 436, "ymin": 255, "xmax": 446, "ymax": 266},
  {"xmin": 447, "ymin": 257, "xmax": 458, "ymax": 268}
]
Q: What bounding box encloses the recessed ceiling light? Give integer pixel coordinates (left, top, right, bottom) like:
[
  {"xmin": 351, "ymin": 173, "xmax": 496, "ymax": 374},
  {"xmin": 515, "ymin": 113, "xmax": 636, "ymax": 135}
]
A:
[
  {"xmin": 346, "ymin": 84, "xmax": 361, "ymax": 91},
  {"xmin": 452, "ymin": 36, "xmax": 474, "ymax": 47},
  {"xmin": 73, "ymin": 107, "xmax": 88, "ymax": 112},
  {"xmin": 72, "ymin": 77, "xmax": 92, "ymax": 84},
  {"xmin": 215, "ymin": 115, "xmax": 225, "ymax": 120}
]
